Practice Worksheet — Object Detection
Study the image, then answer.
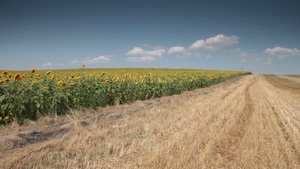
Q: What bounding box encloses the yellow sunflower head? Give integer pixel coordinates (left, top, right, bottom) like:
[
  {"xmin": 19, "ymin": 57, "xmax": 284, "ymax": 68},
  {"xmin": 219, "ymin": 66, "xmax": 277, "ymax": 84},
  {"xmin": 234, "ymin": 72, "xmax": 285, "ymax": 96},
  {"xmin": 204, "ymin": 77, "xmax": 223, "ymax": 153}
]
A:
[
  {"xmin": 31, "ymin": 68, "xmax": 36, "ymax": 74},
  {"xmin": 61, "ymin": 82, "xmax": 67, "ymax": 87},
  {"xmin": 57, "ymin": 81, "xmax": 62, "ymax": 86},
  {"xmin": 2, "ymin": 71, "xmax": 9, "ymax": 76},
  {"xmin": 42, "ymin": 87, "xmax": 49, "ymax": 92},
  {"xmin": 46, "ymin": 70, "xmax": 51, "ymax": 76},
  {"xmin": 50, "ymin": 74, "xmax": 56, "ymax": 80},
  {"xmin": 69, "ymin": 83, "xmax": 76, "ymax": 86},
  {"xmin": 30, "ymin": 81, "xmax": 35, "ymax": 87},
  {"xmin": 14, "ymin": 73, "xmax": 23, "ymax": 81}
]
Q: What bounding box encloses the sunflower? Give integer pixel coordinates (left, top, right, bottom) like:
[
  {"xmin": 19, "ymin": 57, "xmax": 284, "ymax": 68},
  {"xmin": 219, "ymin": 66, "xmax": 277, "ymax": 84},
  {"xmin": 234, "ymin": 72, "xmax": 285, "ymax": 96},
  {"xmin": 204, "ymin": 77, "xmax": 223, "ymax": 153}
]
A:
[
  {"xmin": 8, "ymin": 74, "xmax": 12, "ymax": 78},
  {"xmin": 122, "ymin": 79, "xmax": 126, "ymax": 83},
  {"xmin": 31, "ymin": 68, "xmax": 36, "ymax": 74},
  {"xmin": 50, "ymin": 74, "xmax": 56, "ymax": 80},
  {"xmin": 5, "ymin": 116, "xmax": 9, "ymax": 120},
  {"xmin": 70, "ymin": 75, "xmax": 75, "ymax": 79},
  {"xmin": 20, "ymin": 87, "xmax": 26, "ymax": 91},
  {"xmin": 35, "ymin": 74, "xmax": 41, "ymax": 79},
  {"xmin": 42, "ymin": 87, "xmax": 49, "ymax": 92},
  {"xmin": 2, "ymin": 71, "xmax": 9, "ymax": 75},
  {"xmin": 57, "ymin": 81, "xmax": 62, "ymax": 86},
  {"xmin": 101, "ymin": 72, "xmax": 106, "ymax": 75},
  {"xmin": 14, "ymin": 73, "xmax": 23, "ymax": 81},
  {"xmin": 61, "ymin": 82, "xmax": 67, "ymax": 87},
  {"xmin": 4, "ymin": 79, "xmax": 10, "ymax": 83},
  {"xmin": 30, "ymin": 81, "xmax": 35, "ymax": 87},
  {"xmin": 57, "ymin": 87, "xmax": 61, "ymax": 90},
  {"xmin": 0, "ymin": 80, "xmax": 4, "ymax": 85},
  {"xmin": 69, "ymin": 83, "xmax": 76, "ymax": 86},
  {"xmin": 83, "ymin": 63, "xmax": 85, "ymax": 68},
  {"xmin": 0, "ymin": 75, "xmax": 2, "ymax": 78},
  {"xmin": 46, "ymin": 70, "xmax": 51, "ymax": 76}
]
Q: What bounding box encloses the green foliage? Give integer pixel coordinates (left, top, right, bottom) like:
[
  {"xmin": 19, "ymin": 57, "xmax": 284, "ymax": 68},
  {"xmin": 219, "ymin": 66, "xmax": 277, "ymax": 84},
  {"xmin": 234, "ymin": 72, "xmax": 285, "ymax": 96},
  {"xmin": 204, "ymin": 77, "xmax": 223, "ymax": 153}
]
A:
[{"xmin": 0, "ymin": 69, "xmax": 251, "ymax": 124}]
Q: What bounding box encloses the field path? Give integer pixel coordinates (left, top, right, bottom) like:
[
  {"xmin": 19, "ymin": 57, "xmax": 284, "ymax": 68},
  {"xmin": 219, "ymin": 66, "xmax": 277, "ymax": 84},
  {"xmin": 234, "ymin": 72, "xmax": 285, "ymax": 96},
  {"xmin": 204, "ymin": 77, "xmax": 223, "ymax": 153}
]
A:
[{"xmin": 1, "ymin": 74, "xmax": 300, "ymax": 168}]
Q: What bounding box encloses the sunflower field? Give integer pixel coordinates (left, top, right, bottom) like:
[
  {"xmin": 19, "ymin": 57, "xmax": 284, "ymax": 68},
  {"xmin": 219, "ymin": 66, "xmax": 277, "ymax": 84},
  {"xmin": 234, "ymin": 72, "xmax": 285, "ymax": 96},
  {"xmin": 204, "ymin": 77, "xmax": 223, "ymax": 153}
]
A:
[{"xmin": 0, "ymin": 67, "xmax": 251, "ymax": 124}]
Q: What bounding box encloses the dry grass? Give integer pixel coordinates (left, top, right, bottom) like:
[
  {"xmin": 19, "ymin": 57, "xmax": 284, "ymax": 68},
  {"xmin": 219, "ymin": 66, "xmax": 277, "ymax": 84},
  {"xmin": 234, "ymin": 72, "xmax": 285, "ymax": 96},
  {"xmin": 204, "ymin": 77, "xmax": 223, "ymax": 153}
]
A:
[{"xmin": 0, "ymin": 74, "xmax": 299, "ymax": 168}]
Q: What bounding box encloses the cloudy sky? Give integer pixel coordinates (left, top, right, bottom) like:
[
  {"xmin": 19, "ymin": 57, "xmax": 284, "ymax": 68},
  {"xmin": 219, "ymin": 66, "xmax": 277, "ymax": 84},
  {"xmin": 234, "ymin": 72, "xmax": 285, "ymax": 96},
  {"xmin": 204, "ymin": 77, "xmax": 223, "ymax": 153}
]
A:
[{"xmin": 0, "ymin": 0, "xmax": 299, "ymax": 74}]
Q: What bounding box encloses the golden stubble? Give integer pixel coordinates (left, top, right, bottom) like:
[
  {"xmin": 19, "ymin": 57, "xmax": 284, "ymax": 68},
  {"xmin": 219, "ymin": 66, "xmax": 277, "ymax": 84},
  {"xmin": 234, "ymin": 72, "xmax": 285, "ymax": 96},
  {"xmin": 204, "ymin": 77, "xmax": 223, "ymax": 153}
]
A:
[{"xmin": 1, "ymin": 74, "xmax": 299, "ymax": 168}]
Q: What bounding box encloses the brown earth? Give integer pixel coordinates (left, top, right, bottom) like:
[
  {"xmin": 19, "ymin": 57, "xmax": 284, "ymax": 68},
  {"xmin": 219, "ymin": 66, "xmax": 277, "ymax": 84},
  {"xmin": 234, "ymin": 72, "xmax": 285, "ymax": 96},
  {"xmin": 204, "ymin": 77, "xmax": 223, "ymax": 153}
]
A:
[{"xmin": 0, "ymin": 74, "xmax": 299, "ymax": 168}]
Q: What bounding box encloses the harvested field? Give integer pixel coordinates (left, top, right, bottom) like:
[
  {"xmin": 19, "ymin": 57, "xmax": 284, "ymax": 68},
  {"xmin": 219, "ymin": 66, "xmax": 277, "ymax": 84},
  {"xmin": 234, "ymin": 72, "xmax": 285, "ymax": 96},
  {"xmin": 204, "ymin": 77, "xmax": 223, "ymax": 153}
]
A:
[{"xmin": 0, "ymin": 74, "xmax": 299, "ymax": 168}]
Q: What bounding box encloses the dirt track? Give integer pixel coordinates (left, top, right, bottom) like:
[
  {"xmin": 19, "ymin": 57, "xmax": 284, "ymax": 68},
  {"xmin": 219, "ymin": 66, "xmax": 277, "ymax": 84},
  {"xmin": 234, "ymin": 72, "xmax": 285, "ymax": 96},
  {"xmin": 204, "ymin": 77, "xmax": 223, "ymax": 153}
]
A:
[{"xmin": 0, "ymin": 74, "xmax": 299, "ymax": 168}]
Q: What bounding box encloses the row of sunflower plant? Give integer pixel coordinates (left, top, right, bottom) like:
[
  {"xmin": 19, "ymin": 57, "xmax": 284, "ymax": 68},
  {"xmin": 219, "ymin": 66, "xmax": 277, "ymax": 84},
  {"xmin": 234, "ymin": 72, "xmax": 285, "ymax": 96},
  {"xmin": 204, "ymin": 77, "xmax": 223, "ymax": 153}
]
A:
[{"xmin": 0, "ymin": 66, "xmax": 251, "ymax": 124}]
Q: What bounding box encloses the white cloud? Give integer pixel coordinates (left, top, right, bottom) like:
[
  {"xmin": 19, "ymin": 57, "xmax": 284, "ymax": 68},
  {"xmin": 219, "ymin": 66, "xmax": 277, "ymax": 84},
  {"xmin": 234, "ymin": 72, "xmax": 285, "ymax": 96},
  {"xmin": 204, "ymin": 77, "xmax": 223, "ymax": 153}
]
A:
[
  {"xmin": 264, "ymin": 46, "xmax": 300, "ymax": 59},
  {"xmin": 40, "ymin": 62, "xmax": 65, "ymax": 68},
  {"xmin": 127, "ymin": 56, "xmax": 159, "ymax": 62},
  {"xmin": 190, "ymin": 34, "xmax": 239, "ymax": 51},
  {"xmin": 126, "ymin": 47, "xmax": 165, "ymax": 62},
  {"xmin": 41, "ymin": 62, "xmax": 52, "ymax": 67},
  {"xmin": 168, "ymin": 46, "xmax": 185, "ymax": 54},
  {"xmin": 126, "ymin": 47, "xmax": 144, "ymax": 55},
  {"xmin": 231, "ymin": 48, "xmax": 249, "ymax": 57},
  {"xmin": 71, "ymin": 55, "xmax": 113, "ymax": 66},
  {"xmin": 240, "ymin": 59, "xmax": 247, "ymax": 62},
  {"xmin": 168, "ymin": 46, "xmax": 191, "ymax": 58},
  {"xmin": 140, "ymin": 44, "xmax": 165, "ymax": 50},
  {"xmin": 206, "ymin": 54, "xmax": 211, "ymax": 58},
  {"xmin": 88, "ymin": 55, "xmax": 112, "ymax": 63}
]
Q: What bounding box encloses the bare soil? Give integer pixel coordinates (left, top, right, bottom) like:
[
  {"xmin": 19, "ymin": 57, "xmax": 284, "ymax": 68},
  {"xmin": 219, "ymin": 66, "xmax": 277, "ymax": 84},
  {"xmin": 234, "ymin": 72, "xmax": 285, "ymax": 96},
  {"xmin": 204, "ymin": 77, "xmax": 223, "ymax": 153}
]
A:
[{"xmin": 0, "ymin": 74, "xmax": 299, "ymax": 168}]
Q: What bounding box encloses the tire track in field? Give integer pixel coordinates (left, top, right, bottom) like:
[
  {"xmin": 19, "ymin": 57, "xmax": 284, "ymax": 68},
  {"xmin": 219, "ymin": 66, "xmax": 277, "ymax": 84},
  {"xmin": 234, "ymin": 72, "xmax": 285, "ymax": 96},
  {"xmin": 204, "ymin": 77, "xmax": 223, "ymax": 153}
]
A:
[
  {"xmin": 221, "ymin": 83, "xmax": 243, "ymax": 100},
  {"xmin": 217, "ymin": 78, "xmax": 255, "ymax": 163}
]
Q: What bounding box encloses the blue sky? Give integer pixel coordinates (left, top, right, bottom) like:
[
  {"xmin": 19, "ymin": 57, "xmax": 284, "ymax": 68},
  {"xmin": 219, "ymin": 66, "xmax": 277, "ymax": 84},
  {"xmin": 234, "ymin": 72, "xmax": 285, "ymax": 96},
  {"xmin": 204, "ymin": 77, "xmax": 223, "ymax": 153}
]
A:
[{"xmin": 0, "ymin": 0, "xmax": 299, "ymax": 74}]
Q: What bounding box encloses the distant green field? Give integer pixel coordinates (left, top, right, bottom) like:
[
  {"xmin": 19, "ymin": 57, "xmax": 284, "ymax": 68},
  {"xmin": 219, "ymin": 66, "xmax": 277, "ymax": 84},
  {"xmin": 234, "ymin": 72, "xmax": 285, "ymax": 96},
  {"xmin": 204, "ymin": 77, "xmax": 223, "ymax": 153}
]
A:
[{"xmin": 2, "ymin": 68, "xmax": 246, "ymax": 76}]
